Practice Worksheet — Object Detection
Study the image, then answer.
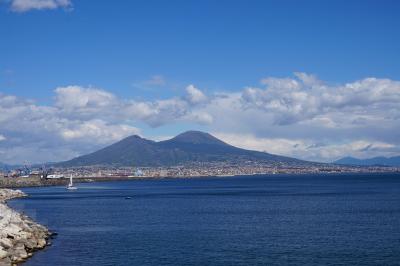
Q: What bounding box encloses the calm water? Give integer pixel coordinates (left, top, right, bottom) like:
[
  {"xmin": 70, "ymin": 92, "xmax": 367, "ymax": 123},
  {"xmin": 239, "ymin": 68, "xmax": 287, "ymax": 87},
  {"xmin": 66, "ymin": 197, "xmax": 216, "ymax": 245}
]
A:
[{"xmin": 8, "ymin": 173, "xmax": 400, "ymax": 266}]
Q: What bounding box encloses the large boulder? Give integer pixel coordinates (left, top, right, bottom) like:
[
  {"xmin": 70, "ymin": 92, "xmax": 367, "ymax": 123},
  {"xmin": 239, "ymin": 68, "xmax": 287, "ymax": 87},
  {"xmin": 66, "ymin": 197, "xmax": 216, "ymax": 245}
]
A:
[
  {"xmin": 0, "ymin": 246, "xmax": 8, "ymax": 259},
  {"xmin": 0, "ymin": 238, "xmax": 12, "ymax": 249}
]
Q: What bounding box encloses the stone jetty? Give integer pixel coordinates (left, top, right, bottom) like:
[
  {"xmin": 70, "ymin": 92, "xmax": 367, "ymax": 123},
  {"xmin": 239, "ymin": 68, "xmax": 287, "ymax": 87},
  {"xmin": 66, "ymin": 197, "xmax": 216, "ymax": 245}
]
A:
[{"xmin": 0, "ymin": 189, "xmax": 51, "ymax": 265}]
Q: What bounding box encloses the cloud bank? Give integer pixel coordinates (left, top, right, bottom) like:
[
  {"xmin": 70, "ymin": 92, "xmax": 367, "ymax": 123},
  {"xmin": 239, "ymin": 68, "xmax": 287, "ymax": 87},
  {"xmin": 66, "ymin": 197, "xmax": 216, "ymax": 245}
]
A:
[{"xmin": 0, "ymin": 73, "xmax": 399, "ymax": 164}]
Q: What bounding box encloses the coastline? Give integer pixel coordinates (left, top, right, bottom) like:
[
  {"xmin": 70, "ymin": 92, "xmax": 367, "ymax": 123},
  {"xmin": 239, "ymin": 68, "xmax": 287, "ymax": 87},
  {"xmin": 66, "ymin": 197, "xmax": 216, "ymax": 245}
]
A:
[
  {"xmin": 1, "ymin": 170, "xmax": 400, "ymax": 189},
  {"xmin": 0, "ymin": 189, "xmax": 52, "ymax": 265}
]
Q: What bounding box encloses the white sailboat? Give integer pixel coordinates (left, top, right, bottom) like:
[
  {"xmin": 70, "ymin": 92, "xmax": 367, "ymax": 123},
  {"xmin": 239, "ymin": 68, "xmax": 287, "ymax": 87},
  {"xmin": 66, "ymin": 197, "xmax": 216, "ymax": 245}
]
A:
[{"xmin": 67, "ymin": 174, "xmax": 77, "ymax": 190}]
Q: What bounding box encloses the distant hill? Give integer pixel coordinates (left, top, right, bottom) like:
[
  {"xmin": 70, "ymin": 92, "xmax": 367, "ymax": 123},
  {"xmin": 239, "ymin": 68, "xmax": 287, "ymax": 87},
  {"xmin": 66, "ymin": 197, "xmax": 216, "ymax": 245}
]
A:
[
  {"xmin": 57, "ymin": 131, "xmax": 312, "ymax": 167},
  {"xmin": 0, "ymin": 162, "xmax": 17, "ymax": 171},
  {"xmin": 334, "ymin": 156, "xmax": 400, "ymax": 167},
  {"xmin": 0, "ymin": 162, "xmax": 7, "ymax": 170}
]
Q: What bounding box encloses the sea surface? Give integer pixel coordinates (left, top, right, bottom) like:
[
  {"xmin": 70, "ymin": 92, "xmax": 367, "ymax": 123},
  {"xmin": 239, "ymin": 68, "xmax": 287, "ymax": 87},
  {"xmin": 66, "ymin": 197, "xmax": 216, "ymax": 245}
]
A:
[{"xmin": 8, "ymin": 173, "xmax": 400, "ymax": 266}]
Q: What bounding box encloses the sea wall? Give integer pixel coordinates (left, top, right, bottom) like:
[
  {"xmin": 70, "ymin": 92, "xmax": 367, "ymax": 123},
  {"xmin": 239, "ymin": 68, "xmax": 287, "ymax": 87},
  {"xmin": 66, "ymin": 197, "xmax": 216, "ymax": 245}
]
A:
[
  {"xmin": 0, "ymin": 176, "xmax": 67, "ymax": 188},
  {"xmin": 0, "ymin": 189, "xmax": 51, "ymax": 265},
  {"xmin": 0, "ymin": 176, "xmax": 146, "ymax": 189}
]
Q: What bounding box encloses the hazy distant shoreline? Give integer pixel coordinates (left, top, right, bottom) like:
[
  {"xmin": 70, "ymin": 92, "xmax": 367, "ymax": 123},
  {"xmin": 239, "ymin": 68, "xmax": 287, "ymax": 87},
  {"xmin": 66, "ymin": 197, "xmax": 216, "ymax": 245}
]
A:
[
  {"xmin": 1, "ymin": 170, "xmax": 400, "ymax": 189},
  {"xmin": 0, "ymin": 175, "xmax": 233, "ymax": 188}
]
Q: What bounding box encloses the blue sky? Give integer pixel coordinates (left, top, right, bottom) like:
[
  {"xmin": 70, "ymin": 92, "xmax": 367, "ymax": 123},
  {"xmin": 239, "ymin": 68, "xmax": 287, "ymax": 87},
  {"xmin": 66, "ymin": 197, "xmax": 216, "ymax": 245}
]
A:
[{"xmin": 1, "ymin": 0, "xmax": 400, "ymax": 164}]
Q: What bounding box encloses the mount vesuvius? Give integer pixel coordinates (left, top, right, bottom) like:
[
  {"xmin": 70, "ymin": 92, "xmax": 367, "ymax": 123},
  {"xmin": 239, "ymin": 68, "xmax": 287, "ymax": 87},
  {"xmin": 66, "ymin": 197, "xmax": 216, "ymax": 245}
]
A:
[{"xmin": 57, "ymin": 131, "xmax": 312, "ymax": 167}]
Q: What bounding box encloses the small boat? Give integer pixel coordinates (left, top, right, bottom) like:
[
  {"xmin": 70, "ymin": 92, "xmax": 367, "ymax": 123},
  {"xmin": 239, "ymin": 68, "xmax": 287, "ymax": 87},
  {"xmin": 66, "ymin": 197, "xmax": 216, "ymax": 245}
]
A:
[
  {"xmin": 125, "ymin": 196, "xmax": 132, "ymax": 200},
  {"xmin": 67, "ymin": 175, "xmax": 77, "ymax": 190}
]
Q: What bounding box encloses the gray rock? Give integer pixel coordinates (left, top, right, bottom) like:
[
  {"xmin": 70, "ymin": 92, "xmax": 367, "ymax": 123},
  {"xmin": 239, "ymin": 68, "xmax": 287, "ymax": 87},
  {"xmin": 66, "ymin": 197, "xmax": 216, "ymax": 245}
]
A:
[{"xmin": 0, "ymin": 189, "xmax": 50, "ymax": 265}]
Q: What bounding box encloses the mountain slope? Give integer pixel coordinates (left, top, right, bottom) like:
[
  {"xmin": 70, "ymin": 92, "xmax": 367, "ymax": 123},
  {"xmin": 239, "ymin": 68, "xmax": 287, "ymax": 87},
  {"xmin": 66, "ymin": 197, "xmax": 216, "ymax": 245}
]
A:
[
  {"xmin": 58, "ymin": 131, "xmax": 309, "ymax": 167},
  {"xmin": 60, "ymin": 135, "xmax": 189, "ymax": 167},
  {"xmin": 159, "ymin": 131, "xmax": 299, "ymax": 163},
  {"xmin": 334, "ymin": 156, "xmax": 400, "ymax": 167}
]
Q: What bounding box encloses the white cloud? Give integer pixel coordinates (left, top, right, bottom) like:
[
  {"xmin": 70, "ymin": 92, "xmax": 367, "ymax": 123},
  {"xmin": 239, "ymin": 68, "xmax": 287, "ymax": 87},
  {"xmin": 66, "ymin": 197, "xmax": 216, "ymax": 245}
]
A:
[
  {"xmin": 0, "ymin": 135, "xmax": 5, "ymax": 141},
  {"xmin": 206, "ymin": 73, "xmax": 400, "ymax": 161},
  {"xmin": 185, "ymin": 111, "xmax": 213, "ymax": 125},
  {"xmin": 241, "ymin": 73, "xmax": 400, "ymax": 126},
  {"xmin": 122, "ymin": 85, "xmax": 211, "ymax": 127},
  {"xmin": 0, "ymin": 73, "xmax": 399, "ymax": 164},
  {"xmin": 55, "ymin": 86, "xmax": 116, "ymax": 110},
  {"xmin": 0, "ymin": 90, "xmax": 137, "ymax": 164},
  {"xmin": 60, "ymin": 119, "xmax": 140, "ymax": 144},
  {"xmin": 10, "ymin": 0, "xmax": 72, "ymax": 12},
  {"xmin": 126, "ymin": 98, "xmax": 189, "ymax": 127},
  {"xmin": 0, "ymin": 85, "xmax": 212, "ymax": 163},
  {"xmin": 53, "ymin": 85, "xmax": 212, "ymax": 127},
  {"xmin": 213, "ymin": 132, "xmax": 305, "ymax": 156},
  {"xmin": 184, "ymin": 84, "xmax": 208, "ymax": 104},
  {"xmin": 213, "ymin": 132, "xmax": 398, "ymax": 162}
]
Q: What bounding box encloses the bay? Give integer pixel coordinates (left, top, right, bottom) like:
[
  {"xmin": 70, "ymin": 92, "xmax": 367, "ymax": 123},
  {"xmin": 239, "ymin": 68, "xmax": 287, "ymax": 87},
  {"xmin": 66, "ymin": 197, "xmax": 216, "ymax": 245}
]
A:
[{"xmin": 8, "ymin": 173, "xmax": 400, "ymax": 265}]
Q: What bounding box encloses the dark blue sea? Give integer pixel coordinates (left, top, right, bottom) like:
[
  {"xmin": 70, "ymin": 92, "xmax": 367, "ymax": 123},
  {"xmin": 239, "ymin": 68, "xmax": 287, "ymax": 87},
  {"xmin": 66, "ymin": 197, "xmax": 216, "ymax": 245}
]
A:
[{"xmin": 8, "ymin": 173, "xmax": 400, "ymax": 266}]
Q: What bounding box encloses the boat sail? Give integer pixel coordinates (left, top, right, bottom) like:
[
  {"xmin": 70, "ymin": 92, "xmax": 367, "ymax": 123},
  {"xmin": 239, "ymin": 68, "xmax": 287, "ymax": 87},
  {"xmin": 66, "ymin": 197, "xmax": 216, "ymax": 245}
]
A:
[{"xmin": 67, "ymin": 174, "xmax": 77, "ymax": 190}]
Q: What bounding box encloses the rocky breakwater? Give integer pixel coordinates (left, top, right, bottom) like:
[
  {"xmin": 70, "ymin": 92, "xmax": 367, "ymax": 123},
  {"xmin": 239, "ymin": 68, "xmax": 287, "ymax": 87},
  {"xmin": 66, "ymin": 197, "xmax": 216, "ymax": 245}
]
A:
[{"xmin": 0, "ymin": 189, "xmax": 52, "ymax": 265}]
